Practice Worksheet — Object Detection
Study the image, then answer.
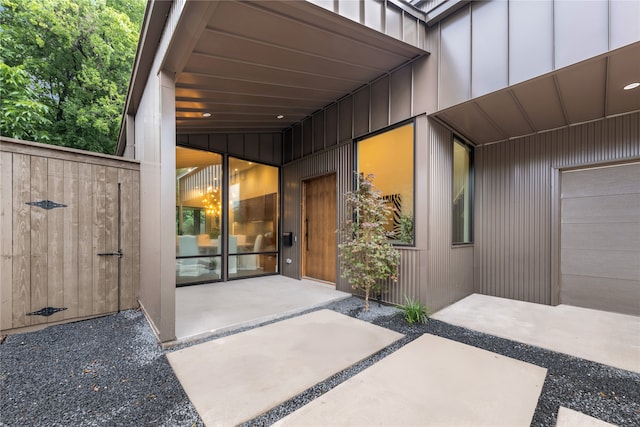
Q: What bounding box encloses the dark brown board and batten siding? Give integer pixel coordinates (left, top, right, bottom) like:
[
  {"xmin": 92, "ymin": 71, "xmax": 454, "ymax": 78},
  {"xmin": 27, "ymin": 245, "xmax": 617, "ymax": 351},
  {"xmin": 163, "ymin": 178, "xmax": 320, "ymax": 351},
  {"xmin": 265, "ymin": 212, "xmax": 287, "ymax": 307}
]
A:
[
  {"xmin": 1, "ymin": 138, "xmax": 140, "ymax": 333},
  {"xmin": 474, "ymin": 112, "xmax": 640, "ymax": 306},
  {"xmin": 280, "ymin": 54, "xmax": 474, "ymax": 312}
]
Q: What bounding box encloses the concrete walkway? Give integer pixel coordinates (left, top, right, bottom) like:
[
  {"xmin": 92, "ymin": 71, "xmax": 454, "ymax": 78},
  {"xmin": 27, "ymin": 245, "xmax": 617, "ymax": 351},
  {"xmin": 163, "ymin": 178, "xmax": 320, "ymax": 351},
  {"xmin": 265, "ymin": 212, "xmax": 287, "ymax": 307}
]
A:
[
  {"xmin": 432, "ymin": 293, "xmax": 640, "ymax": 373},
  {"xmin": 275, "ymin": 333, "xmax": 547, "ymax": 427},
  {"xmin": 175, "ymin": 276, "xmax": 350, "ymax": 342},
  {"xmin": 166, "ymin": 289, "xmax": 638, "ymax": 426},
  {"xmin": 167, "ymin": 310, "xmax": 403, "ymax": 426}
]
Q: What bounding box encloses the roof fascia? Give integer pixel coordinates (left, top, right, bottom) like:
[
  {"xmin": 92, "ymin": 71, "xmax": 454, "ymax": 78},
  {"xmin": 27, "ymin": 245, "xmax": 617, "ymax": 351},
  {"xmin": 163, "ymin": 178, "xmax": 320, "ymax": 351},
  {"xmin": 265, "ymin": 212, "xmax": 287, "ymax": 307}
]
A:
[
  {"xmin": 116, "ymin": 0, "xmax": 173, "ymax": 156},
  {"xmin": 388, "ymin": 0, "xmax": 428, "ymax": 20},
  {"xmin": 160, "ymin": 1, "xmax": 220, "ymax": 75},
  {"xmin": 424, "ymin": 0, "xmax": 470, "ymax": 27}
]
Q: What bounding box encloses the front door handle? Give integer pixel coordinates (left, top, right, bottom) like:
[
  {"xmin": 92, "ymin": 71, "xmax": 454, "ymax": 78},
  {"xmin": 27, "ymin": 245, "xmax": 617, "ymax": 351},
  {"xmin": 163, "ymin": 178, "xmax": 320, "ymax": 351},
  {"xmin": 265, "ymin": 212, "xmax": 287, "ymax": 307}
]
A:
[
  {"xmin": 305, "ymin": 218, "xmax": 309, "ymax": 251},
  {"xmin": 97, "ymin": 249, "xmax": 123, "ymax": 258}
]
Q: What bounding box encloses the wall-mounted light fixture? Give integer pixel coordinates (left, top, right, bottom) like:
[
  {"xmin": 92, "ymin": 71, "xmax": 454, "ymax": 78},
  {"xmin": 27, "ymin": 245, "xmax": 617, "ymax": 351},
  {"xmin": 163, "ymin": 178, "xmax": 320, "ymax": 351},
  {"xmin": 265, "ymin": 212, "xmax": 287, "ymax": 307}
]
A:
[{"xmin": 623, "ymin": 82, "xmax": 639, "ymax": 91}]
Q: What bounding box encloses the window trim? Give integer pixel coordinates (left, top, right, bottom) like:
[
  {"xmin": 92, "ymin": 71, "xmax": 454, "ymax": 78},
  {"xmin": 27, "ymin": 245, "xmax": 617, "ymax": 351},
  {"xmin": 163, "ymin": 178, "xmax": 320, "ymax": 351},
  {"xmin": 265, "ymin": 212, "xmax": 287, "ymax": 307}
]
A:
[
  {"xmin": 452, "ymin": 136, "xmax": 474, "ymax": 245},
  {"xmin": 354, "ymin": 118, "xmax": 417, "ymax": 247}
]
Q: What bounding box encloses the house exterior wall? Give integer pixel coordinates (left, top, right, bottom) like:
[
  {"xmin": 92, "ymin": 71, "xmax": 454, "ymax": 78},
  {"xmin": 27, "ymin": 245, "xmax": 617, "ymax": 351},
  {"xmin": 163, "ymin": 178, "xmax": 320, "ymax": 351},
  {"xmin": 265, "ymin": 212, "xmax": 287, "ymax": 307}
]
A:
[
  {"xmin": 281, "ymin": 142, "xmax": 352, "ymax": 285},
  {"xmin": 307, "ymin": 0, "xmax": 427, "ymax": 50},
  {"xmin": 283, "ymin": 58, "xmax": 422, "ymax": 163},
  {"xmin": 133, "ymin": 1, "xmax": 182, "ymax": 342},
  {"xmin": 122, "ymin": 0, "xmax": 638, "ymax": 343},
  {"xmin": 434, "ymin": 0, "xmax": 640, "ymax": 109},
  {"xmin": 176, "ymin": 133, "xmax": 283, "ymax": 166},
  {"xmin": 426, "ymin": 120, "xmax": 474, "ymax": 311},
  {"xmin": 474, "ymin": 112, "xmax": 640, "ymax": 305},
  {"xmin": 281, "ymin": 52, "xmax": 475, "ymax": 311},
  {"xmin": 281, "ymin": 57, "xmax": 429, "ymax": 300}
]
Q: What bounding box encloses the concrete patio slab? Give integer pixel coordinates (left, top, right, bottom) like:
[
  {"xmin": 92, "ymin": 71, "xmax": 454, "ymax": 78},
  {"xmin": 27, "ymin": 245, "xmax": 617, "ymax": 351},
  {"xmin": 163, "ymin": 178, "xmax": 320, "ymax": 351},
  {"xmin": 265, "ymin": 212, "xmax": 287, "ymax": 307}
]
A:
[
  {"xmin": 175, "ymin": 276, "xmax": 351, "ymax": 342},
  {"xmin": 275, "ymin": 333, "xmax": 547, "ymax": 427},
  {"xmin": 432, "ymin": 294, "xmax": 640, "ymax": 373},
  {"xmin": 166, "ymin": 309, "xmax": 403, "ymax": 427},
  {"xmin": 556, "ymin": 407, "xmax": 617, "ymax": 427}
]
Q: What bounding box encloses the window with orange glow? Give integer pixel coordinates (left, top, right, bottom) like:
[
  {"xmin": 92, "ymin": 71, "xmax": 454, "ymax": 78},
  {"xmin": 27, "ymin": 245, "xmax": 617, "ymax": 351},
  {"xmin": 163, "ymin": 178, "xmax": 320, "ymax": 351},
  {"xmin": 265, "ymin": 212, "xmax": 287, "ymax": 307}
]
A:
[
  {"xmin": 175, "ymin": 147, "xmax": 280, "ymax": 285},
  {"xmin": 175, "ymin": 147, "xmax": 223, "ymax": 285},
  {"xmin": 357, "ymin": 122, "xmax": 414, "ymax": 245}
]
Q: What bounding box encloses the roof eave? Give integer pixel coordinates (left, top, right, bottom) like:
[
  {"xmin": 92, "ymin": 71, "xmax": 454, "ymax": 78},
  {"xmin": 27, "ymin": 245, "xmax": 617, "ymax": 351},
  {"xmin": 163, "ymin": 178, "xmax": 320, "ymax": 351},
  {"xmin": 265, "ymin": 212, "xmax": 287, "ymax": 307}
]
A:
[{"xmin": 116, "ymin": 0, "xmax": 173, "ymax": 156}]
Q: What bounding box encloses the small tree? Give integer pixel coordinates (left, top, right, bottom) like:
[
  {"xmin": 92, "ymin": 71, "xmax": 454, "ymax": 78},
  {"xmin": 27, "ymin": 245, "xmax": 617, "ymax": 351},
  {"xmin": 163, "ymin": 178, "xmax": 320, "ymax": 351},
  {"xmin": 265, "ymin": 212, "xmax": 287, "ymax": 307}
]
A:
[{"xmin": 339, "ymin": 173, "xmax": 400, "ymax": 311}]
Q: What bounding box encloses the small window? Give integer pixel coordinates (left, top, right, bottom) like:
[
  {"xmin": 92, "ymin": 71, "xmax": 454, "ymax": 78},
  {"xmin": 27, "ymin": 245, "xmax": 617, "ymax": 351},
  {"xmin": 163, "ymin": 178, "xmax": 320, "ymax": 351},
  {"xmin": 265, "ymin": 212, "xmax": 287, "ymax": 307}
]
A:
[
  {"xmin": 357, "ymin": 122, "xmax": 414, "ymax": 245},
  {"xmin": 453, "ymin": 138, "xmax": 473, "ymax": 244}
]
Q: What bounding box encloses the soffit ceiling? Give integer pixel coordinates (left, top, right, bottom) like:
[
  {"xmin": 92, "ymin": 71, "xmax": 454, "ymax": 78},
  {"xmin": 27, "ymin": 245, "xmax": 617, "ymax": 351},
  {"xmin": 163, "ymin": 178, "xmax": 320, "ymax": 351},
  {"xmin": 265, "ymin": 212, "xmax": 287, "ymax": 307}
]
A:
[
  {"xmin": 166, "ymin": 0, "xmax": 426, "ymax": 134},
  {"xmin": 433, "ymin": 42, "xmax": 640, "ymax": 146},
  {"xmin": 176, "ymin": 146, "xmax": 220, "ymax": 169}
]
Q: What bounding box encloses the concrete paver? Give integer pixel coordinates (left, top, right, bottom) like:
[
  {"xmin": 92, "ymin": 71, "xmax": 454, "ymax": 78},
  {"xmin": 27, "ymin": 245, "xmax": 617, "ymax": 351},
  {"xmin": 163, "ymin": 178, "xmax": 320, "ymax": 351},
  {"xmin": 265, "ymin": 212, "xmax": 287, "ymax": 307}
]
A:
[
  {"xmin": 167, "ymin": 309, "xmax": 403, "ymax": 427},
  {"xmin": 556, "ymin": 407, "xmax": 617, "ymax": 427},
  {"xmin": 275, "ymin": 334, "xmax": 547, "ymax": 427},
  {"xmin": 432, "ymin": 294, "xmax": 640, "ymax": 373}
]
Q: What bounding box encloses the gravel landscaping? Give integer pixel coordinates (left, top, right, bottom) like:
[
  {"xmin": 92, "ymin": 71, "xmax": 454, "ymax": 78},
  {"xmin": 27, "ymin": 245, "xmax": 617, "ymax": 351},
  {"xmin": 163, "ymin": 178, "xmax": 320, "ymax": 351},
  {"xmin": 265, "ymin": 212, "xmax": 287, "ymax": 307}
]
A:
[
  {"xmin": 0, "ymin": 310, "xmax": 202, "ymax": 427},
  {"xmin": 2, "ymin": 297, "xmax": 639, "ymax": 426}
]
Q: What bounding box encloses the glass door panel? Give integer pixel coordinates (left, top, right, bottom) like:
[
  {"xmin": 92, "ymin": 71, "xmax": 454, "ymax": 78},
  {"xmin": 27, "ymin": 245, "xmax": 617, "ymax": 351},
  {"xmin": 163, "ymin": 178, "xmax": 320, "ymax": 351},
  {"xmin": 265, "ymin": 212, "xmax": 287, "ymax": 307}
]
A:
[
  {"xmin": 176, "ymin": 147, "xmax": 223, "ymax": 286},
  {"xmin": 228, "ymin": 157, "xmax": 279, "ymax": 278}
]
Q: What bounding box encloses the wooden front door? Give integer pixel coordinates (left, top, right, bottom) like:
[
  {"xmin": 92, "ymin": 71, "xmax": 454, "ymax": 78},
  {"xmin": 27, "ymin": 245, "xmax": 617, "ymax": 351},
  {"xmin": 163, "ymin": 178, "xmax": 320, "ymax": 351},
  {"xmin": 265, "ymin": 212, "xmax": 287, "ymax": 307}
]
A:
[{"xmin": 303, "ymin": 173, "xmax": 336, "ymax": 283}]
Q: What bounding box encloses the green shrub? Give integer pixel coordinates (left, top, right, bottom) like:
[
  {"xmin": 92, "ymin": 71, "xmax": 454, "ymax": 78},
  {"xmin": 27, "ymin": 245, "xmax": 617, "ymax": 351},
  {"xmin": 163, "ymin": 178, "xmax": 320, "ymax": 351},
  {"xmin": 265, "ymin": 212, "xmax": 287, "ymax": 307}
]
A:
[
  {"xmin": 399, "ymin": 295, "xmax": 429, "ymax": 324},
  {"xmin": 339, "ymin": 173, "xmax": 400, "ymax": 311}
]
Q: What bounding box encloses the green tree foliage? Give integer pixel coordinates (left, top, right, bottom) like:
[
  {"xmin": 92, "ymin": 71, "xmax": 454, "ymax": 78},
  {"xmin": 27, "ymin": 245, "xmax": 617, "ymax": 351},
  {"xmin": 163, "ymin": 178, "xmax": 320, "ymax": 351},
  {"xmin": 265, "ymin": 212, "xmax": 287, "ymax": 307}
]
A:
[
  {"xmin": 0, "ymin": 0, "xmax": 144, "ymax": 153},
  {"xmin": 0, "ymin": 63, "xmax": 52, "ymax": 141},
  {"xmin": 339, "ymin": 173, "xmax": 401, "ymax": 311}
]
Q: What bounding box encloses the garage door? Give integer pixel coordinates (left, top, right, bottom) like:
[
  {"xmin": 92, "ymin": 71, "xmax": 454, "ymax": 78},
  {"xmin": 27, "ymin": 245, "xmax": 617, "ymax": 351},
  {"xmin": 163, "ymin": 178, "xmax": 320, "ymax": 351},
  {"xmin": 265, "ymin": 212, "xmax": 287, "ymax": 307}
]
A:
[{"xmin": 560, "ymin": 162, "xmax": 640, "ymax": 315}]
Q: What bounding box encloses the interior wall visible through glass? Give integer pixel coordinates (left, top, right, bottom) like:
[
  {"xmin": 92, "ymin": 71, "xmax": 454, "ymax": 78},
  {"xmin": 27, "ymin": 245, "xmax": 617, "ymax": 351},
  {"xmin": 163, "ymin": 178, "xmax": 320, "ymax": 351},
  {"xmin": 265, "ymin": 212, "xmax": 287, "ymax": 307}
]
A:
[
  {"xmin": 452, "ymin": 138, "xmax": 472, "ymax": 244},
  {"xmin": 228, "ymin": 156, "xmax": 279, "ymax": 279},
  {"xmin": 175, "ymin": 147, "xmax": 279, "ymax": 286},
  {"xmin": 357, "ymin": 122, "xmax": 415, "ymax": 245}
]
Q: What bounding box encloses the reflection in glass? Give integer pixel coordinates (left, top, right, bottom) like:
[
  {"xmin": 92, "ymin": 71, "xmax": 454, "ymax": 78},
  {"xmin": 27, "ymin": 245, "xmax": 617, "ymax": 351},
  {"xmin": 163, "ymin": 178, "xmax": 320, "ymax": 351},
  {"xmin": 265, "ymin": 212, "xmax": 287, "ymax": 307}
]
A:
[
  {"xmin": 175, "ymin": 148, "xmax": 280, "ymax": 284},
  {"xmin": 358, "ymin": 122, "xmax": 414, "ymax": 245},
  {"xmin": 228, "ymin": 157, "xmax": 279, "ymax": 279},
  {"xmin": 176, "ymin": 147, "xmax": 223, "ymax": 285},
  {"xmin": 453, "ymin": 138, "xmax": 472, "ymax": 244}
]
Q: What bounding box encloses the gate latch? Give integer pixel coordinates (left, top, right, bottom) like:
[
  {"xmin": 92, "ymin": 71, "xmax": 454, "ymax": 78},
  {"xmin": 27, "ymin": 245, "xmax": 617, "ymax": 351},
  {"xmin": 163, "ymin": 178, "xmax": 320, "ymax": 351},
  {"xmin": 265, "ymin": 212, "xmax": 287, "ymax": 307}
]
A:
[{"xmin": 97, "ymin": 249, "xmax": 123, "ymax": 258}]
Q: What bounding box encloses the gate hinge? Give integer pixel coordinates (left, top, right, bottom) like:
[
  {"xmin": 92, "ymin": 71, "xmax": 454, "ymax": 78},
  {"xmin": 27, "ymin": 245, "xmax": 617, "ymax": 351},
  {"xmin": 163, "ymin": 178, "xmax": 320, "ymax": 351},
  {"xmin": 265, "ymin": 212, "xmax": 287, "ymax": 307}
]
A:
[
  {"xmin": 26, "ymin": 200, "xmax": 67, "ymax": 210},
  {"xmin": 27, "ymin": 307, "xmax": 67, "ymax": 317}
]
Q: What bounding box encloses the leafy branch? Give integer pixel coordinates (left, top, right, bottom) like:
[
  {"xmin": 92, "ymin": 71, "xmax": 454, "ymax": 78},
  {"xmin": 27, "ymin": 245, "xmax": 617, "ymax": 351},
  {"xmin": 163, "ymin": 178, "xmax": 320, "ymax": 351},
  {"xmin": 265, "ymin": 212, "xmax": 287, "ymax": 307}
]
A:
[{"xmin": 339, "ymin": 173, "xmax": 400, "ymax": 311}]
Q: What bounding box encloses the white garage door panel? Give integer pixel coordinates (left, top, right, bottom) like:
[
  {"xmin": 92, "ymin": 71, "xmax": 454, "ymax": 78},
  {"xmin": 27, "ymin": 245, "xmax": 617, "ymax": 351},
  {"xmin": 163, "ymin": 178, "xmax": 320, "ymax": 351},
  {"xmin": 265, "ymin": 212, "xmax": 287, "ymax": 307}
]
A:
[
  {"xmin": 561, "ymin": 194, "xmax": 640, "ymax": 224},
  {"xmin": 561, "ymin": 275, "xmax": 640, "ymax": 315},
  {"xmin": 561, "ymin": 162, "xmax": 640, "ymax": 316},
  {"xmin": 561, "ymin": 223, "xmax": 640, "ymax": 252},
  {"xmin": 561, "ymin": 163, "xmax": 640, "ymax": 198}
]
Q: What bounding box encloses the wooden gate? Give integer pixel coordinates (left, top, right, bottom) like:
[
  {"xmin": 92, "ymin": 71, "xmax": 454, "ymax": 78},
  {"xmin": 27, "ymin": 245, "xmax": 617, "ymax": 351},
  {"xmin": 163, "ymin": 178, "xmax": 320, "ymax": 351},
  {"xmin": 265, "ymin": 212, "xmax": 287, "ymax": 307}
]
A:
[{"xmin": 1, "ymin": 138, "xmax": 140, "ymax": 332}]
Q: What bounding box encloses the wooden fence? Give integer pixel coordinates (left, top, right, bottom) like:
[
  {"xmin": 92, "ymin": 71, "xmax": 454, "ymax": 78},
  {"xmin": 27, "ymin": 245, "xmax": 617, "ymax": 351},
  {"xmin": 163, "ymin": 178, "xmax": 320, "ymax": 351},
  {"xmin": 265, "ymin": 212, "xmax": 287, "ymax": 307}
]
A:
[{"xmin": 1, "ymin": 137, "xmax": 140, "ymax": 333}]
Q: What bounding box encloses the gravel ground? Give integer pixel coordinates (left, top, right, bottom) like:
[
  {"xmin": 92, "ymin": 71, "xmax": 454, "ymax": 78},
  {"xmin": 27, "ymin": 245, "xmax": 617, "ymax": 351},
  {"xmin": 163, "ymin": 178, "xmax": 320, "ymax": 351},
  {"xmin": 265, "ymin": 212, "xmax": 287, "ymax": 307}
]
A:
[
  {"xmin": 2, "ymin": 297, "xmax": 639, "ymax": 426},
  {"xmin": 0, "ymin": 309, "xmax": 202, "ymax": 427}
]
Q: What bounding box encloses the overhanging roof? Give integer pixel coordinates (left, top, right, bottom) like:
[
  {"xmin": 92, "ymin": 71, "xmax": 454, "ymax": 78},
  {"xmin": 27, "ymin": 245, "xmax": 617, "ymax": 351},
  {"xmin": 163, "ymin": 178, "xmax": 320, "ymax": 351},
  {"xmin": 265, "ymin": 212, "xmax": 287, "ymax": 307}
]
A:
[
  {"xmin": 433, "ymin": 42, "xmax": 640, "ymax": 146},
  {"xmin": 117, "ymin": 0, "xmax": 427, "ymax": 154}
]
